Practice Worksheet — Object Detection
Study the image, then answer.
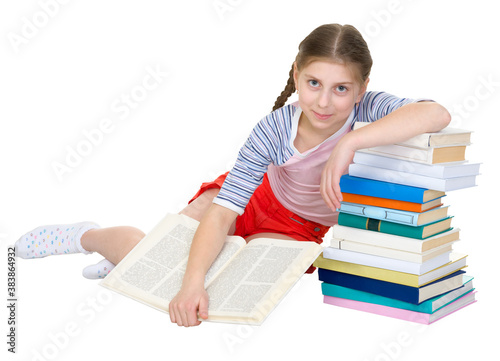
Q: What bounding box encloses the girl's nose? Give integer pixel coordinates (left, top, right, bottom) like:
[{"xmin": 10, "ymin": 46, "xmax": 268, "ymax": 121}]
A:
[{"xmin": 317, "ymin": 90, "xmax": 331, "ymax": 108}]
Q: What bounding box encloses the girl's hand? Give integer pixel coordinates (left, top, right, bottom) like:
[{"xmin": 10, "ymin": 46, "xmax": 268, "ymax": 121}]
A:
[
  {"xmin": 168, "ymin": 204, "xmax": 237, "ymax": 327},
  {"xmin": 320, "ymin": 135, "xmax": 357, "ymax": 211},
  {"xmin": 169, "ymin": 281, "xmax": 209, "ymax": 327}
]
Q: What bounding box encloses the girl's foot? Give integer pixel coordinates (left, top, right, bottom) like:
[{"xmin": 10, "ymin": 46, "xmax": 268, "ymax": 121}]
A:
[
  {"xmin": 82, "ymin": 258, "xmax": 115, "ymax": 279},
  {"xmin": 15, "ymin": 222, "xmax": 100, "ymax": 259}
]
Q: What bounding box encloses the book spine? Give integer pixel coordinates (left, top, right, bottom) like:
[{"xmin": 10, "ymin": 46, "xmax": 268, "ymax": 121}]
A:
[
  {"xmin": 338, "ymin": 213, "xmax": 426, "ymax": 239},
  {"xmin": 340, "ymin": 202, "xmax": 420, "ymax": 226},
  {"xmin": 341, "ymin": 193, "xmax": 427, "ymax": 212}
]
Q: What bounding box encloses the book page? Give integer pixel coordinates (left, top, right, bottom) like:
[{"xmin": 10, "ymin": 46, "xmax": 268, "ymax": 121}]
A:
[
  {"xmin": 100, "ymin": 213, "xmax": 246, "ymax": 312},
  {"xmin": 205, "ymin": 238, "xmax": 322, "ymax": 324}
]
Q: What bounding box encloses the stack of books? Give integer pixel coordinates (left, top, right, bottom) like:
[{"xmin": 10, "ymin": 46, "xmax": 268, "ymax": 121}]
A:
[{"xmin": 313, "ymin": 124, "xmax": 481, "ymax": 324}]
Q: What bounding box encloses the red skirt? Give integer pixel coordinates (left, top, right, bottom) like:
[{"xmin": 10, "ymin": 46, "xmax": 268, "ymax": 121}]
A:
[{"xmin": 189, "ymin": 172, "xmax": 330, "ymax": 273}]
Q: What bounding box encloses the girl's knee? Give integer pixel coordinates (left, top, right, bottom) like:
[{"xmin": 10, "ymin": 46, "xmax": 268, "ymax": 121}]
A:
[
  {"xmin": 123, "ymin": 226, "xmax": 145, "ymax": 243},
  {"xmin": 115, "ymin": 227, "xmax": 145, "ymax": 263},
  {"xmin": 180, "ymin": 188, "xmax": 219, "ymax": 221}
]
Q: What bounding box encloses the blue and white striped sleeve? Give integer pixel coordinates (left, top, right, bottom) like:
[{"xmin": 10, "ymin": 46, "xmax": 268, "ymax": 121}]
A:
[
  {"xmin": 213, "ymin": 105, "xmax": 295, "ymax": 215},
  {"xmin": 355, "ymin": 91, "xmax": 432, "ymax": 124}
]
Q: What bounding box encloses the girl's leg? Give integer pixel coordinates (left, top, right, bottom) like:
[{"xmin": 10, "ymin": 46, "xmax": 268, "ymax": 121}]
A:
[
  {"xmin": 81, "ymin": 187, "xmax": 224, "ymax": 266},
  {"xmin": 244, "ymin": 233, "xmax": 296, "ymax": 242},
  {"xmin": 16, "ymin": 187, "xmax": 226, "ymax": 279},
  {"xmin": 80, "ymin": 226, "xmax": 146, "ymax": 265},
  {"xmin": 179, "ymin": 188, "xmax": 236, "ymax": 234}
]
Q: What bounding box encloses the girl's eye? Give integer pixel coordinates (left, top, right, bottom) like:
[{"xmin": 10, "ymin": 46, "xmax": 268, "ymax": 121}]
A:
[
  {"xmin": 308, "ymin": 80, "xmax": 320, "ymax": 87},
  {"xmin": 336, "ymin": 85, "xmax": 348, "ymax": 93}
]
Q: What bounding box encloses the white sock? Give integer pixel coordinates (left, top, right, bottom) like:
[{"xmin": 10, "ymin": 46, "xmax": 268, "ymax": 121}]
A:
[
  {"xmin": 15, "ymin": 221, "xmax": 100, "ymax": 259},
  {"xmin": 82, "ymin": 259, "xmax": 115, "ymax": 279}
]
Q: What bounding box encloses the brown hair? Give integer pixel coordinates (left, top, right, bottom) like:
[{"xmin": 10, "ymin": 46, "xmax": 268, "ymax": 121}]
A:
[{"xmin": 272, "ymin": 24, "xmax": 372, "ymax": 111}]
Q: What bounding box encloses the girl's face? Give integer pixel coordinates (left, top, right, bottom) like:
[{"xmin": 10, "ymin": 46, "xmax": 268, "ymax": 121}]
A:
[{"xmin": 294, "ymin": 60, "xmax": 368, "ymax": 136}]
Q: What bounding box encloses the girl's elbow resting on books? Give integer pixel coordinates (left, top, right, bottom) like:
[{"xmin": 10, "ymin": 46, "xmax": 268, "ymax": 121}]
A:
[
  {"xmin": 433, "ymin": 103, "xmax": 452, "ymax": 131},
  {"xmin": 421, "ymin": 102, "xmax": 452, "ymax": 132}
]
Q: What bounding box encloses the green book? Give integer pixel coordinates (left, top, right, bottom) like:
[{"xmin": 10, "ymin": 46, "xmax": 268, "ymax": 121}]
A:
[{"xmin": 337, "ymin": 213, "xmax": 453, "ymax": 239}]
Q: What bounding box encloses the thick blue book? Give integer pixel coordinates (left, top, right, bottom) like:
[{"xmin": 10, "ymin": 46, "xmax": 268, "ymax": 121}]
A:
[
  {"xmin": 321, "ymin": 275, "xmax": 474, "ymax": 313},
  {"xmin": 318, "ymin": 268, "xmax": 465, "ymax": 304},
  {"xmin": 339, "ymin": 175, "xmax": 445, "ymax": 203}
]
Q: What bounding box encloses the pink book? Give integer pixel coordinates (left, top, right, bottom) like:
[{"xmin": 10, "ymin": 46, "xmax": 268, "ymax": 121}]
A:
[{"xmin": 323, "ymin": 292, "xmax": 477, "ymax": 324}]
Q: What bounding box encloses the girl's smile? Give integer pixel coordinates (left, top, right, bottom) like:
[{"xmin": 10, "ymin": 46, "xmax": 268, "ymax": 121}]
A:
[{"xmin": 312, "ymin": 110, "xmax": 333, "ymax": 120}]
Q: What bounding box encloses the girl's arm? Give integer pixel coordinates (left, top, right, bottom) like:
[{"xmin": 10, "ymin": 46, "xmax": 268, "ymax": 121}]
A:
[
  {"xmin": 169, "ymin": 109, "xmax": 282, "ymax": 326},
  {"xmin": 169, "ymin": 203, "xmax": 238, "ymax": 327},
  {"xmin": 321, "ymin": 101, "xmax": 451, "ymax": 211}
]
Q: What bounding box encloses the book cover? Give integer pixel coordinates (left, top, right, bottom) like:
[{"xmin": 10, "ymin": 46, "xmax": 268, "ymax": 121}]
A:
[
  {"xmin": 323, "ymin": 247, "xmax": 452, "ymax": 275},
  {"xmin": 339, "ymin": 175, "xmax": 445, "ymax": 203},
  {"xmin": 338, "ymin": 213, "xmax": 453, "ymax": 239},
  {"xmin": 332, "ymin": 225, "xmax": 460, "ymax": 253},
  {"xmin": 354, "ymin": 151, "xmax": 481, "ymax": 179},
  {"xmin": 348, "ymin": 163, "xmax": 477, "ymax": 192},
  {"xmin": 318, "ymin": 268, "xmax": 465, "ymax": 304},
  {"xmin": 326, "ymin": 240, "xmax": 455, "ymax": 264}
]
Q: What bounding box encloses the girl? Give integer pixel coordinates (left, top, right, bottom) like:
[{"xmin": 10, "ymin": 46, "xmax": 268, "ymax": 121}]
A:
[{"xmin": 15, "ymin": 23, "xmax": 450, "ymax": 327}]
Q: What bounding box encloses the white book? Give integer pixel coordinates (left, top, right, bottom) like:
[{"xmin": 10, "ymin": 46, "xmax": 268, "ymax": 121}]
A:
[
  {"xmin": 359, "ymin": 144, "xmax": 467, "ymax": 164},
  {"xmin": 332, "ymin": 225, "xmax": 460, "ymax": 253},
  {"xmin": 354, "ymin": 151, "xmax": 481, "ymax": 179},
  {"xmin": 348, "ymin": 163, "xmax": 477, "ymax": 191},
  {"xmin": 330, "ymin": 239, "xmax": 456, "ymax": 263},
  {"xmin": 322, "ymin": 247, "xmax": 452, "ymax": 275},
  {"xmin": 353, "ymin": 122, "xmax": 472, "ymax": 148},
  {"xmin": 314, "ymin": 252, "xmax": 468, "ymax": 287}
]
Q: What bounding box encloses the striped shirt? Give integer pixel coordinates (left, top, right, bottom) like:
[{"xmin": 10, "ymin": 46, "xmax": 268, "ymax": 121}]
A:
[{"xmin": 213, "ymin": 91, "xmax": 424, "ymax": 226}]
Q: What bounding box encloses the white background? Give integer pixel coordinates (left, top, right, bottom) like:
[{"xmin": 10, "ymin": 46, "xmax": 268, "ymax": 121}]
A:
[{"xmin": 1, "ymin": 1, "xmax": 499, "ymax": 360}]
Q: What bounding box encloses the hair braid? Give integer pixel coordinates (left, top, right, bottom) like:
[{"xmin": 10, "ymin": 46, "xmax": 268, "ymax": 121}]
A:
[{"xmin": 272, "ymin": 63, "xmax": 296, "ymax": 111}]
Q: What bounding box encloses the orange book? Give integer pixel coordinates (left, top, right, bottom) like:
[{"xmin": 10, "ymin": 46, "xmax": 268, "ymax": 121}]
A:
[{"xmin": 341, "ymin": 193, "xmax": 443, "ymax": 213}]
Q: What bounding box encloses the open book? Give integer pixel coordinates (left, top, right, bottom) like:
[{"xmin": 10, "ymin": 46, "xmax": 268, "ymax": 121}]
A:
[{"xmin": 100, "ymin": 213, "xmax": 323, "ymax": 325}]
